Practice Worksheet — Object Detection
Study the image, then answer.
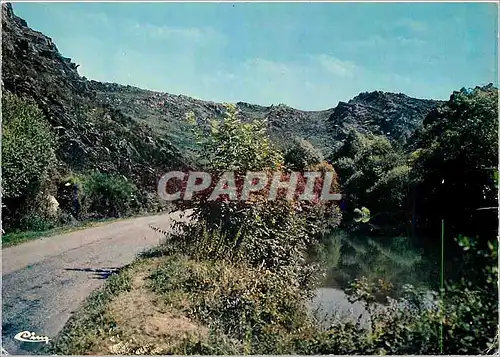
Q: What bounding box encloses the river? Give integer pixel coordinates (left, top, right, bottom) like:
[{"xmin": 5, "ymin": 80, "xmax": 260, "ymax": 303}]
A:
[{"xmin": 307, "ymin": 230, "xmax": 436, "ymax": 327}]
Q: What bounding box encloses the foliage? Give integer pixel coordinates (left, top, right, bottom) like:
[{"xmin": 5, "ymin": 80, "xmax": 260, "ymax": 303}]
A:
[
  {"xmin": 150, "ymin": 106, "xmax": 343, "ymax": 328},
  {"xmin": 340, "ymin": 236, "xmax": 499, "ymax": 354},
  {"xmin": 367, "ymin": 165, "xmax": 410, "ymax": 212},
  {"xmin": 186, "ymin": 104, "xmax": 284, "ymax": 172},
  {"xmin": 50, "ymin": 233, "xmax": 497, "ymax": 355},
  {"xmin": 79, "ymin": 172, "xmax": 139, "ymax": 219},
  {"xmin": 353, "ymin": 207, "xmax": 371, "ymax": 223},
  {"xmin": 169, "ymin": 105, "xmax": 341, "ymax": 275},
  {"xmin": 284, "ymin": 137, "xmax": 325, "ymax": 170},
  {"xmin": 331, "ymin": 128, "xmax": 409, "ymax": 232},
  {"xmin": 410, "ymin": 85, "xmax": 498, "ymax": 254},
  {"xmin": 1, "ymin": 93, "xmax": 58, "ymax": 230},
  {"xmin": 18, "ymin": 212, "xmax": 56, "ymax": 232}
]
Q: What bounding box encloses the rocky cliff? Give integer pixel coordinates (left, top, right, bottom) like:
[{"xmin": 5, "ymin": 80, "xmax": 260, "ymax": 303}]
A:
[
  {"xmin": 327, "ymin": 91, "xmax": 441, "ymax": 149},
  {"xmin": 2, "ymin": 3, "xmax": 182, "ymax": 191}
]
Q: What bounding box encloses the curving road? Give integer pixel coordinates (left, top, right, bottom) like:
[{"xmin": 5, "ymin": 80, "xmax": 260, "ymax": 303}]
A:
[{"xmin": 1, "ymin": 211, "xmax": 187, "ymax": 355}]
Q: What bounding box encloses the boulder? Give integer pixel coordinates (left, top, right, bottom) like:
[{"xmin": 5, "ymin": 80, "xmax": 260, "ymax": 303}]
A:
[{"xmin": 45, "ymin": 194, "xmax": 60, "ymax": 217}]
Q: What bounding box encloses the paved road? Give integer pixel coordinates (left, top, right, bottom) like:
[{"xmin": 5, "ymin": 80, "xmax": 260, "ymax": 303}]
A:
[{"xmin": 2, "ymin": 211, "xmax": 187, "ymax": 355}]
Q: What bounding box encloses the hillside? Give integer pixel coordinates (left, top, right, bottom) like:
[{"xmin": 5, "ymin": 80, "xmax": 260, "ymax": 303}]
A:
[
  {"xmin": 1, "ymin": 3, "xmax": 183, "ymax": 193},
  {"xmin": 327, "ymin": 91, "xmax": 440, "ymax": 149},
  {"xmin": 2, "ymin": 2, "xmax": 442, "ymax": 178},
  {"xmin": 88, "ymin": 81, "xmax": 442, "ymax": 154}
]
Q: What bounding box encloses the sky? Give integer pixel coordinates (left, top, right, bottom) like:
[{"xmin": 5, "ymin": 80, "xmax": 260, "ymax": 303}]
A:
[{"xmin": 12, "ymin": 2, "xmax": 498, "ymax": 110}]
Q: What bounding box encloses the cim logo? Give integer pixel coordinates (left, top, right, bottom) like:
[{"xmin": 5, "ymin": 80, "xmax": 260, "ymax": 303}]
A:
[{"xmin": 14, "ymin": 330, "xmax": 50, "ymax": 344}]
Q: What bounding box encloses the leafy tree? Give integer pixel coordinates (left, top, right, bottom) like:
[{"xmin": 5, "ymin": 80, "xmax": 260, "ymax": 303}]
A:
[
  {"xmin": 410, "ymin": 85, "xmax": 498, "ymax": 254},
  {"xmin": 188, "ymin": 104, "xmax": 284, "ymax": 173},
  {"xmin": 167, "ymin": 105, "xmax": 341, "ymax": 292},
  {"xmin": 331, "ymin": 129, "xmax": 409, "ymax": 233}
]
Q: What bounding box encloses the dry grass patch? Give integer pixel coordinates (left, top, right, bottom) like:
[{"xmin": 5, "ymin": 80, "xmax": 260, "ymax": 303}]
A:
[
  {"xmin": 49, "ymin": 256, "xmax": 210, "ymax": 355},
  {"xmin": 107, "ymin": 284, "xmax": 207, "ymax": 347},
  {"xmin": 101, "ymin": 258, "xmax": 208, "ymax": 354}
]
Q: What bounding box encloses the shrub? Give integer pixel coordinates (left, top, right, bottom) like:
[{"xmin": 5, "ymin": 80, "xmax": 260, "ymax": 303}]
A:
[
  {"xmin": 1, "ymin": 93, "xmax": 58, "ymax": 230},
  {"xmin": 331, "ymin": 129, "xmax": 408, "ymax": 231},
  {"xmin": 79, "ymin": 172, "xmax": 139, "ymax": 218},
  {"xmin": 164, "ymin": 105, "xmax": 341, "ymax": 291},
  {"xmin": 187, "ymin": 105, "xmax": 284, "ymax": 172},
  {"xmin": 19, "ymin": 213, "xmax": 56, "ymax": 232},
  {"xmin": 284, "ymin": 137, "xmax": 325, "ymax": 170}
]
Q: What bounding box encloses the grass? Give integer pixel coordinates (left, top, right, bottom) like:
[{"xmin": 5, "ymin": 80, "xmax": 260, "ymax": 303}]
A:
[
  {"xmin": 1, "ymin": 217, "xmax": 122, "ymax": 248},
  {"xmin": 48, "ymin": 245, "xmax": 323, "ymax": 355},
  {"xmin": 47, "ymin": 255, "xmax": 227, "ymax": 355},
  {"xmin": 1, "ymin": 208, "xmax": 171, "ymax": 248},
  {"xmin": 46, "ymin": 244, "xmax": 424, "ymax": 355},
  {"xmin": 45, "ymin": 230, "xmax": 496, "ymax": 355}
]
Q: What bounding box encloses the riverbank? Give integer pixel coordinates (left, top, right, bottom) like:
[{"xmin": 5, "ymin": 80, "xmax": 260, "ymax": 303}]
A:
[{"xmin": 47, "ymin": 242, "xmax": 443, "ymax": 355}]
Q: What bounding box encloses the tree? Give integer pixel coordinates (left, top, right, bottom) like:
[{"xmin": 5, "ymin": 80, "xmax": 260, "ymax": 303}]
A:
[
  {"xmin": 331, "ymin": 129, "xmax": 409, "ymax": 233},
  {"xmin": 410, "ymin": 85, "xmax": 498, "ymax": 254},
  {"xmin": 170, "ymin": 105, "xmax": 341, "ymax": 287},
  {"xmin": 194, "ymin": 104, "xmax": 284, "ymax": 173}
]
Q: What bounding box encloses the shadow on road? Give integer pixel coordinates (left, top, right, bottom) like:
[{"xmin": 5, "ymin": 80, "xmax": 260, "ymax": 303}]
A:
[{"xmin": 64, "ymin": 267, "xmax": 122, "ymax": 279}]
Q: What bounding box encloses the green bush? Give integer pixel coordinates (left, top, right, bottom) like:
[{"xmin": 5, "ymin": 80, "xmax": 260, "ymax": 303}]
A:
[
  {"xmin": 80, "ymin": 172, "xmax": 139, "ymax": 218},
  {"xmin": 167, "ymin": 105, "xmax": 341, "ymax": 291},
  {"xmin": 331, "ymin": 129, "xmax": 409, "ymax": 232},
  {"xmin": 1, "ymin": 93, "xmax": 58, "ymax": 199},
  {"xmin": 187, "ymin": 105, "xmax": 284, "ymax": 172},
  {"xmin": 284, "ymin": 137, "xmax": 325, "ymax": 170},
  {"xmin": 19, "ymin": 213, "xmax": 56, "ymax": 232},
  {"xmin": 410, "ymin": 85, "xmax": 498, "ymax": 253}
]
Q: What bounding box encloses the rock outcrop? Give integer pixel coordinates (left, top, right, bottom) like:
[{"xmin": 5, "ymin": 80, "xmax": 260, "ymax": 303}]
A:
[{"xmin": 327, "ymin": 91, "xmax": 442, "ymax": 147}]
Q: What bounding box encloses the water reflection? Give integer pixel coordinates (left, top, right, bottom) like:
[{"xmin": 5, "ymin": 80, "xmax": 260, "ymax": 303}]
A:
[
  {"xmin": 308, "ymin": 230, "xmax": 434, "ymax": 325},
  {"xmin": 312, "ymin": 230, "xmax": 432, "ymax": 297}
]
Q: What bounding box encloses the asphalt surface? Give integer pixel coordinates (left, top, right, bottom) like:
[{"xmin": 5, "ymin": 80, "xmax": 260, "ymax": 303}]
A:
[{"xmin": 1, "ymin": 211, "xmax": 187, "ymax": 355}]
